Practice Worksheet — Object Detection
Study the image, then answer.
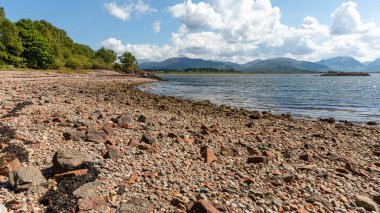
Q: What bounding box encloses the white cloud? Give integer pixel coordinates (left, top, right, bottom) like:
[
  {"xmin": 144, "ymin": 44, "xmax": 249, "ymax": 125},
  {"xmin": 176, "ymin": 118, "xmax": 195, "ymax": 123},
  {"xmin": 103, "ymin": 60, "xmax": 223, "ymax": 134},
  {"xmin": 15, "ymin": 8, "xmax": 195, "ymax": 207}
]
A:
[
  {"xmin": 103, "ymin": 0, "xmax": 380, "ymax": 63},
  {"xmin": 104, "ymin": 2, "xmax": 133, "ymax": 21},
  {"xmin": 101, "ymin": 38, "xmax": 177, "ymax": 61},
  {"xmin": 135, "ymin": 0, "xmax": 157, "ymax": 13},
  {"xmin": 152, "ymin": 21, "xmax": 160, "ymax": 33},
  {"xmin": 105, "ymin": 0, "xmax": 156, "ymax": 21},
  {"xmin": 331, "ymin": 1, "xmax": 375, "ymax": 35}
]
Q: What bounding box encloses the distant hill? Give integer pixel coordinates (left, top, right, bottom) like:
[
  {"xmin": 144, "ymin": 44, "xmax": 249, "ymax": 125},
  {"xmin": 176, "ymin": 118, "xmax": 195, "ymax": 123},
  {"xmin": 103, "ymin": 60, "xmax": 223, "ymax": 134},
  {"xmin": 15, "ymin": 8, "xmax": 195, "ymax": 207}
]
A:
[
  {"xmin": 317, "ymin": 57, "xmax": 367, "ymax": 72},
  {"xmin": 241, "ymin": 58, "xmax": 330, "ymax": 73},
  {"xmin": 367, "ymin": 58, "xmax": 380, "ymax": 72},
  {"xmin": 140, "ymin": 57, "xmax": 234, "ymax": 70},
  {"xmin": 140, "ymin": 56, "xmax": 380, "ymax": 74}
]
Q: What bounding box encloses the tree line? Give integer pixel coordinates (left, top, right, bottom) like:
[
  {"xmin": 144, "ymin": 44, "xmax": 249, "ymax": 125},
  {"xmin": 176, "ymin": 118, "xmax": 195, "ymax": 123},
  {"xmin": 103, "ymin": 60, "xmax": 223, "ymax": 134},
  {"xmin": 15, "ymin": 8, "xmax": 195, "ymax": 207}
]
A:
[{"xmin": 0, "ymin": 7, "xmax": 137, "ymax": 71}]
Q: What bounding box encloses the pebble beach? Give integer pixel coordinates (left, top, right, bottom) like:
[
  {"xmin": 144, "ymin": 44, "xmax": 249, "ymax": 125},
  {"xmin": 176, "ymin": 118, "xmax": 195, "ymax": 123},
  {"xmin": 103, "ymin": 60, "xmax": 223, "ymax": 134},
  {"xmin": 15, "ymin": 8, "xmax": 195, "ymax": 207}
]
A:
[{"xmin": 0, "ymin": 70, "xmax": 380, "ymax": 212}]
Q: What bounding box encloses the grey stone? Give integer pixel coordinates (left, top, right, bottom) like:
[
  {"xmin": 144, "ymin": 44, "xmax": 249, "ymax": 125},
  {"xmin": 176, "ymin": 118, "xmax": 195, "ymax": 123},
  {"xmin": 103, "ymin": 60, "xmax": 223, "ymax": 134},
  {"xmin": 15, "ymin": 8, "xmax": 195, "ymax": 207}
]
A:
[
  {"xmin": 73, "ymin": 181, "xmax": 103, "ymax": 199},
  {"xmin": 116, "ymin": 113, "xmax": 132, "ymax": 128},
  {"xmin": 52, "ymin": 148, "xmax": 90, "ymax": 174},
  {"xmin": 141, "ymin": 132, "xmax": 155, "ymax": 144},
  {"xmin": 117, "ymin": 198, "xmax": 154, "ymax": 213},
  {"xmin": 355, "ymin": 195, "xmax": 379, "ymax": 212},
  {"xmin": 9, "ymin": 165, "xmax": 46, "ymax": 192}
]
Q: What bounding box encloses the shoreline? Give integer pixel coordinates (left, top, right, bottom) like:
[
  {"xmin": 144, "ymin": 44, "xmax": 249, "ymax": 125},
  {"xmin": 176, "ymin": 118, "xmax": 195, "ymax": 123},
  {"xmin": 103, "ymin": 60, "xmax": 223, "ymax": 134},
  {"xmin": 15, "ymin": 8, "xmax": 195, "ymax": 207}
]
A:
[{"xmin": 0, "ymin": 71, "xmax": 379, "ymax": 212}]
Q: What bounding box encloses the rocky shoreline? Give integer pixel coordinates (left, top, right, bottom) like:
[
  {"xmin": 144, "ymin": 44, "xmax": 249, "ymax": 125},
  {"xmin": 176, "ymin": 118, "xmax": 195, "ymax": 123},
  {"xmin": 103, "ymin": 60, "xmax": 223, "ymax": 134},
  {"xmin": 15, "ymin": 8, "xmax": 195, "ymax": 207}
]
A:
[{"xmin": 0, "ymin": 70, "xmax": 380, "ymax": 212}]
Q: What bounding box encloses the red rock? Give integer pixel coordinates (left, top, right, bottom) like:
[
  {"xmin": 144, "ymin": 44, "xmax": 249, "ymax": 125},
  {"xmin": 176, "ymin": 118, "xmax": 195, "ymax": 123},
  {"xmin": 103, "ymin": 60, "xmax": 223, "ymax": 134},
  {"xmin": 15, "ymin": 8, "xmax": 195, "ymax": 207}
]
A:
[
  {"xmin": 105, "ymin": 137, "xmax": 117, "ymax": 146},
  {"xmin": 183, "ymin": 138, "xmax": 195, "ymax": 144},
  {"xmin": 298, "ymin": 164, "xmax": 316, "ymax": 170},
  {"xmin": 77, "ymin": 196, "xmax": 107, "ymax": 213},
  {"xmin": 247, "ymin": 156, "xmax": 269, "ymax": 164},
  {"xmin": 0, "ymin": 143, "xmax": 8, "ymax": 149},
  {"xmin": 272, "ymin": 170, "xmax": 282, "ymax": 175},
  {"xmin": 128, "ymin": 139, "xmax": 140, "ymax": 147},
  {"xmin": 263, "ymin": 151, "xmax": 276, "ymax": 158},
  {"xmin": 188, "ymin": 200, "xmax": 222, "ymax": 213},
  {"xmin": 0, "ymin": 158, "xmax": 21, "ymax": 176},
  {"xmin": 102, "ymin": 122, "xmax": 114, "ymax": 135},
  {"xmin": 201, "ymin": 147, "xmax": 218, "ymax": 164},
  {"xmin": 244, "ymin": 178, "xmax": 255, "ymax": 184},
  {"xmin": 300, "ymin": 154, "xmax": 313, "ymax": 162},
  {"xmin": 129, "ymin": 174, "xmax": 138, "ymax": 184},
  {"xmin": 53, "ymin": 169, "xmax": 88, "ymax": 180},
  {"xmin": 368, "ymin": 166, "xmax": 380, "ymax": 174}
]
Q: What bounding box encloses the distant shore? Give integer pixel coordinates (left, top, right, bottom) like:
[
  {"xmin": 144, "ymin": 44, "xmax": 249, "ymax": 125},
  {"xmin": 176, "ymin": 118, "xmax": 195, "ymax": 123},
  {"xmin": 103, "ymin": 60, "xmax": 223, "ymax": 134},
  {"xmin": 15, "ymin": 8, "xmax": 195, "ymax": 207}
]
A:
[
  {"xmin": 320, "ymin": 72, "xmax": 371, "ymax": 76},
  {"xmin": 0, "ymin": 70, "xmax": 379, "ymax": 212}
]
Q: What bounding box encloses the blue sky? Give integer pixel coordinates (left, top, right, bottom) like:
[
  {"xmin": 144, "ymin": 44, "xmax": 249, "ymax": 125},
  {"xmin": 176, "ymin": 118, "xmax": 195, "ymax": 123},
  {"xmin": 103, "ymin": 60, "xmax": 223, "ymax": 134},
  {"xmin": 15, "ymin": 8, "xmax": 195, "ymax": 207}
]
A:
[{"xmin": 2, "ymin": 0, "xmax": 380, "ymax": 63}]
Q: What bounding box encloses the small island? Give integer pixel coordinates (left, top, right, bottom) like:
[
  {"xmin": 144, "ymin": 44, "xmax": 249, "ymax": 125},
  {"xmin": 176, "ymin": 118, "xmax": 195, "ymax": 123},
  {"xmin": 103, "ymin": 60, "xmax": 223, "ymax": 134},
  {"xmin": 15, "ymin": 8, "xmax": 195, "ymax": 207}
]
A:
[{"xmin": 320, "ymin": 71, "xmax": 370, "ymax": 76}]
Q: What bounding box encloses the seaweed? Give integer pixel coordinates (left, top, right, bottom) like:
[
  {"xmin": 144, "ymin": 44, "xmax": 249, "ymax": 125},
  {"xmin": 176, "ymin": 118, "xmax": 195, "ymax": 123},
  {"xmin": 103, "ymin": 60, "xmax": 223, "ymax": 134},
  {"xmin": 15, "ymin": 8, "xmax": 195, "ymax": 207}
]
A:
[
  {"xmin": 40, "ymin": 163, "xmax": 100, "ymax": 213},
  {"xmin": 2, "ymin": 144, "xmax": 28, "ymax": 162}
]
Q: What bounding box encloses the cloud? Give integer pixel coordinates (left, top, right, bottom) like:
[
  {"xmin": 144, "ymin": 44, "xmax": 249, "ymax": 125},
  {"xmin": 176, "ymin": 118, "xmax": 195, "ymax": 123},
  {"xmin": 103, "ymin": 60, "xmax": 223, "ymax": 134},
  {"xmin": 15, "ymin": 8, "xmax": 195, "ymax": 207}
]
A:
[
  {"xmin": 101, "ymin": 38, "xmax": 177, "ymax": 61},
  {"xmin": 105, "ymin": 0, "xmax": 156, "ymax": 21},
  {"xmin": 103, "ymin": 0, "xmax": 380, "ymax": 62},
  {"xmin": 104, "ymin": 2, "xmax": 133, "ymax": 21},
  {"xmin": 151, "ymin": 21, "xmax": 160, "ymax": 33},
  {"xmin": 135, "ymin": 0, "xmax": 157, "ymax": 13},
  {"xmin": 331, "ymin": 1, "xmax": 375, "ymax": 35}
]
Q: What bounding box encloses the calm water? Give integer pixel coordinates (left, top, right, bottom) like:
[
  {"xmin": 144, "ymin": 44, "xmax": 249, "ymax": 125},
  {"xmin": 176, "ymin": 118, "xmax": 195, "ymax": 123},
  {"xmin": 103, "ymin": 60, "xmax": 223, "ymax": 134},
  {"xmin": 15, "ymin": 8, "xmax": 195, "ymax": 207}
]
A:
[{"xmin": 139, "ymin": 74, "xmax": 380, "ymax": 122}]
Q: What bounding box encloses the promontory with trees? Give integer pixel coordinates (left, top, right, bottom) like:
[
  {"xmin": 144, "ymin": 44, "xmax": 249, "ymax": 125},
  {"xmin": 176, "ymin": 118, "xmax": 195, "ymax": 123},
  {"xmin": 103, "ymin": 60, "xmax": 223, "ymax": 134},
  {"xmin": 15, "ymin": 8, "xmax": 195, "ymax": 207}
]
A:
[{"xmin": 0, "ymin": 7, "xmax": 140, "ymax": 73}]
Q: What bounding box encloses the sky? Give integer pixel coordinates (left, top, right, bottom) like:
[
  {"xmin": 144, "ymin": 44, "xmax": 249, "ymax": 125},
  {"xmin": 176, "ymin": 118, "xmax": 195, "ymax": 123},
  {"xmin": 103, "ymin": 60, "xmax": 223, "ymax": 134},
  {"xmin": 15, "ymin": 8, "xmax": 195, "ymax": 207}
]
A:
[{"xmin": 2, "ymin": 0, "xmax": 380, "ymax": 63}]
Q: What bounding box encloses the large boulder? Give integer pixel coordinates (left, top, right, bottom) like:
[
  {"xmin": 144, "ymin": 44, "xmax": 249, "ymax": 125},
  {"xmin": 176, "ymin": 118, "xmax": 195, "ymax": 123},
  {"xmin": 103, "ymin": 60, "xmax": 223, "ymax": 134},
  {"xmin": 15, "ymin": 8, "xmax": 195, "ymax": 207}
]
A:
[
  {"xmin": 52, "ymin": 149, "xmax": 90, "ymax": 174},
  {"xmin": 9, "ymin": 165, "xmax": 46, "ymax": 192}
]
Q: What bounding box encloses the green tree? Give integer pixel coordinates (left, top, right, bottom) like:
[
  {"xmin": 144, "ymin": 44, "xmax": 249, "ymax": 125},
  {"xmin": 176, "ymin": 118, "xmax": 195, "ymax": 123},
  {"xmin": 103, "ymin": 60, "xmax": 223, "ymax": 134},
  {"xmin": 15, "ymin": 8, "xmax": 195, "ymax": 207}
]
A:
[
  {"xmin": 16, "ymin": 19, "xmax": 54, "ymax": 69},
  {"xmin": 119, "ymin": 51, "xmax": 138, "ymax": 69},
  {"xmin": 0, "ymin": 8, "xmax": 23, "ymax": 66},
  {"xmin": 94, "ymin": 48, "xmax": 117, "ymax": 64}
]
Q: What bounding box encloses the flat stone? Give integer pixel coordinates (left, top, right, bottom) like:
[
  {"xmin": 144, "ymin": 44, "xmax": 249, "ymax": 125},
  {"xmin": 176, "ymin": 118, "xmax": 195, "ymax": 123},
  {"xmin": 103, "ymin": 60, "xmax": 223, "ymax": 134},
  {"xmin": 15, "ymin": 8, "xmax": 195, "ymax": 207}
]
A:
[
  {"xmin": 104, "ymin": 146, "xmax": 122, "ymax": 159},
  {"xmin": 188, "ymin": 200, "xmax": 221, "ymax": 213},
  {"xmin": 128, "ymin": 139, "xmax": 140, "ymax": 147},
  {"xmin": 86, "ymin": 126, "xmax": 108, "ymax": 144},
  {"xmin": 9, "ymin": 165, "xmax": 47, "ymax": 192},
  {"xmin": 73, "ymin": 181, "xmax": 103, "ymax": 199},
  {"xmin": 52, "ymin": 148, "xmax": 90, "ymax": 174},
  {"xmin": 355, "ymin": 195, "xmax": 379, "ymax": 212},
  {"xmin": 53, "ymin": 169, "xmax": 88, "ymax": 181},
  {"xmin": 117, "ymin": 197, "xmax": 155, "ymax": 213},
  {"xmin": 77, "ymin": 196, "xmax": 108, "ymax": 213}
]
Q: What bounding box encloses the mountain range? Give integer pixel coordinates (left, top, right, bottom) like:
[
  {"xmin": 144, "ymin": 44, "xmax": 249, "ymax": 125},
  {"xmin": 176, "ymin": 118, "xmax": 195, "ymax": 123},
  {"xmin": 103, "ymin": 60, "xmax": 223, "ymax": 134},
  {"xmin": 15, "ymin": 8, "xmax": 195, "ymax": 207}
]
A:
[{"xmin": 140, "ymin": 56, "xmax": 380, "ymax": 74}]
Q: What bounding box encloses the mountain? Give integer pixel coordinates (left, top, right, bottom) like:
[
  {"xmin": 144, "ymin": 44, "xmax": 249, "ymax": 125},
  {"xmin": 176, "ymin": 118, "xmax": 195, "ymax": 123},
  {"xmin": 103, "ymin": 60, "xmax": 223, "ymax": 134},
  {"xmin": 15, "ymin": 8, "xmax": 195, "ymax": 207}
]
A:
[
  {"xmin": 367, "ymin": 58, "xmax": 380, "ymax": 72},
  {"xmin": 241, "ymin": 58, "xmax": 331, "ymax": 73},
  {"xmin": 140, "ymin": 57, "xmax": 234, "ymax": 70},
  {"xmin": 241, "ymin": 59, "xmax": 262, "ymax": 69},
  {"xmin": 317, "ymin": 57, "xmax": 367, "ymax": 72}
]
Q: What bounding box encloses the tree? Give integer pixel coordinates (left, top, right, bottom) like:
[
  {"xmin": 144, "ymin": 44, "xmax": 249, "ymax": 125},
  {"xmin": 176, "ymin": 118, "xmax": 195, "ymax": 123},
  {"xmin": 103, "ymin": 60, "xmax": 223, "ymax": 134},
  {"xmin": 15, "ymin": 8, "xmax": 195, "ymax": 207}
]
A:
[
  {"xmin": 119, "ymin": 51, "xmax": 138, "ymax": 69},
  {"xmin": 94, "ymin": 48, "xmax": 117, "ymax": 65},
  {"xmin": 0, "ymin": 8, "xmax": 23, "ymax": 66},
  {"xmin": 16, "ymin": 19, "xmax": 54, "ymax": 69}
]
